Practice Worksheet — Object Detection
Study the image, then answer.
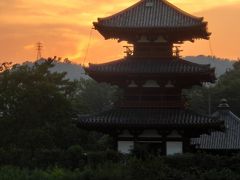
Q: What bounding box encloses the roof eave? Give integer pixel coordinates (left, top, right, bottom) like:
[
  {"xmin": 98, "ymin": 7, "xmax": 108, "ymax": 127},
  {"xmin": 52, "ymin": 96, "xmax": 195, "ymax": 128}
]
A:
[{"xmin": 94, "ymin": 23, "xmax": 210, "ymax": 41}]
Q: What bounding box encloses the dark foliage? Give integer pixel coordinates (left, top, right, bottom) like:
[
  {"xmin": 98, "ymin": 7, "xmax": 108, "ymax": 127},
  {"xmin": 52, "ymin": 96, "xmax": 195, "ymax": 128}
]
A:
[
  {"xmin": 1, "ymin": 153, "xmax": 240, "ymax": 179},
  {"xmin": 0, "ymin": 60, "xmax": 115, "ymax": 168},
  {"xmin": 0, "ymin": 58, "xmax": 240, "ymax": 180},
  {"xmin": 186, "ymin": 60, "xmax": 240, "ymax": 116}
]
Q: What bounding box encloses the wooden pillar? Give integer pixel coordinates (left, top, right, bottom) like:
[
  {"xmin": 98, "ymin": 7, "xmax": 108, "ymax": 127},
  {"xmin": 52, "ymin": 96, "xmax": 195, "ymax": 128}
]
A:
[
  {"xmin": 158, "ymin": 130, "xmax": 170, "ymax": 156},
  {"xmin": 182, "ymin": 134, "xmax": 191, "ymax": 153},
  {"xmin": 161, "ymin": 134, "xmax": 167, "ymax": 155},
  {"xmin": 110, "ymin": 130, "xmax": 122, "ymax": 151},
  {"xmin": 113, "ymin": 135, "xmax": 118, "ymax": 151}
]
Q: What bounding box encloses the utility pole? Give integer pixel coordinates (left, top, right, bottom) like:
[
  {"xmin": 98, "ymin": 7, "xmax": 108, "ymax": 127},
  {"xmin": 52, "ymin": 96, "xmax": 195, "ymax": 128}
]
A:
[
  {"xmin": 36, "ymin": 42, "xmax": 43, "ymax": 60},
  {"xmin": 208, "ymin": 89, "xmax": 211, "ymax": 115}
]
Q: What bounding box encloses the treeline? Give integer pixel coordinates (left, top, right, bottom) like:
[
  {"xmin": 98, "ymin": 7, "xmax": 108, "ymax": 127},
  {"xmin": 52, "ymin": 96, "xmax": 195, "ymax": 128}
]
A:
[
  {"xmin": 1, "ymin": 153, "xmax": 240, "ymax": 179},
  {"xmin": 0, "ymin": 59, "xmax": 240, "ymax": 179},
  {"xmin": 0, "ymin": 59, "xmax": 118, "ymax": 169},
  {"xmin": 186, "ymin": 60, "xmax": 240, "ymax": 116}
]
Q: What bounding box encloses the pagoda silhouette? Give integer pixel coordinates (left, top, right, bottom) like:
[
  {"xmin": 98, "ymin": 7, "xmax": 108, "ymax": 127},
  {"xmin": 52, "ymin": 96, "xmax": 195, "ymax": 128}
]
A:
[{"xmin": 78, "ymin": 0, "xmax": 224, "ymax": 155}]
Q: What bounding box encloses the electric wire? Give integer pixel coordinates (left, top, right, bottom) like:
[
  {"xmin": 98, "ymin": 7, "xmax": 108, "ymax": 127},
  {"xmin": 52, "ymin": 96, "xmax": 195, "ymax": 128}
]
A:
[{"xmin": 83, "ymin": 27, "xmax": 94, "ymax": 66}]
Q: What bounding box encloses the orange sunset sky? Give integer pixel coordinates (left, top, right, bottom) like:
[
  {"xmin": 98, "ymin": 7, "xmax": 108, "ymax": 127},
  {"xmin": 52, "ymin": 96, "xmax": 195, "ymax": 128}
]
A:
[{"xmin": 0, "ymin": 0, "xmax": 240, "ymax": 64}]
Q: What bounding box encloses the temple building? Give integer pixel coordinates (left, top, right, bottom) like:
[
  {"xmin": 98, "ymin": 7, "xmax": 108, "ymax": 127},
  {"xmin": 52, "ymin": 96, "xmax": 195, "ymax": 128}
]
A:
[
  {"xmin": 78, "ymin": 0, "xmax": 224, "ymax": 155},
  {"xmin": 192, "ymin": 99, "xmax": 240, "ymax": 154}
]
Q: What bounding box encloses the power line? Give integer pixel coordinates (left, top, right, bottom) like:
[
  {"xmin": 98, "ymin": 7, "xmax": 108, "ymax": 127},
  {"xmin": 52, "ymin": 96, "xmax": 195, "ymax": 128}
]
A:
[
  {"xmin": 207, "ymin": 38, "xmax": 217, "ymax": 68},
  {"xmin": 207, "ymin": 39, "xmax": 215, "ymax": 115},
  {"xmin": 208, "ymin": 39, "xmax": 214, "ymax": 58},
  {"xmin": 36, "ymin": 42, "xmax": 43, "ymax": 60},
  {"xmin": 83, "ymin": 27, "xmax": 94, "ymax": 66}
]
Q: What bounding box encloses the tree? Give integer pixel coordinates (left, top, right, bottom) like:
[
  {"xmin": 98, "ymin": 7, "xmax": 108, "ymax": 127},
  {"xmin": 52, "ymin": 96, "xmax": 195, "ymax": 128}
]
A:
[
  {"xmin": 0, "ymin": 62, "xmax": 12, "ymax": 72},
  {"xmin": 186, "ymin": 60, "xmax": 240, "ymax": 116},
  {"xmin": 71, "ymin": 79, "xmax": 121, "ymax": 114},
  {"xmin": 0, "ymin": 59, "xmax": 120, "ymax": 168},
  {"xmin": 0, "ymin": 59, "xmax": 82, "ymax": 161},
  {"xmin": 68, "ymin": 79, "xmax": 120, "ymax": 151}
]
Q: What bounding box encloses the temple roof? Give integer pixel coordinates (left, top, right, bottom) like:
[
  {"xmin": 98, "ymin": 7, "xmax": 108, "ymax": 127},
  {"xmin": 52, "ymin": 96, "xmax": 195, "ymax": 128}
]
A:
[
  {"xmin": 85, "ymin": 58, "xmax": 215, "ymax": 82},
  {"xmin": 192, "ymin": 100, "xmax": 240, "ymax": 150},
  {"xmin": 87, "ymin": 58, "xmax": 212, "ymax": 74},
  {"xmin": 94, "ymin": 0, "xmax": 210, "ymax": 40},
  {"xmin": 77, "ymin": 108, "xmax": 223, "ymax": 132}
]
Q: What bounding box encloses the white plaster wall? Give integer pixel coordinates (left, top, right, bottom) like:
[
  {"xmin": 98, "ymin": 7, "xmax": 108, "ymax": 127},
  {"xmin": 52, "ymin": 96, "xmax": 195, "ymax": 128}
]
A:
[
  {"xmin": 139, "ymin": 129, "xmax": 162, "ymax": 137},
  {"xmin": 166, "ymin": 142, "xmax": 183, "ymax": 155},
  {"xmin": 118, "ymin": 141, "xmax": 134, "ymax": 154}
]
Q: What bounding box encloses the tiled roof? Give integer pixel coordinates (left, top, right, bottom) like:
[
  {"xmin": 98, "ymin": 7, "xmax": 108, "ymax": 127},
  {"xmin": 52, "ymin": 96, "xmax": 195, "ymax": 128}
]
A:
[
  {"xmin": 77, "ymin": 108, "xmax": 222, "ymax": 130},
  {"xmin": 192, "ymin": 109, "xmax": 240, "ymax": 150},
  {"xmin": 86, "ymin": 58, "xmax": 214, "ymax": 75},
  {"xmin": 95, "ymin": 0, "xmax": 205, "ymax": 29}
]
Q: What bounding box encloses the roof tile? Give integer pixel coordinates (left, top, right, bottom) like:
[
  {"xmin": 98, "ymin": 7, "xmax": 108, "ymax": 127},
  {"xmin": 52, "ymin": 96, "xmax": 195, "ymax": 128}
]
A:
[
  {"xmin": 192, "ymin": 110, "xmax": 240, "ymax": 150},
  {"xmin": 95, "ymin": 0, "xmax": 204, "ymax": 28},
  {"xmin": 78, "ymin": 108, "xmax": 222, "ymax": 129},
  {"xmin": 86, "ymin": 58, "xmax": 213, "ymax": 75}
]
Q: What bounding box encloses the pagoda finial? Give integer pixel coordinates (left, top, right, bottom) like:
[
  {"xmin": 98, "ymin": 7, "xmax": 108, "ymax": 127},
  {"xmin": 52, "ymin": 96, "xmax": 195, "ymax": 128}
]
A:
[{"xmin": 218, "ymin": 99, "xmax": 230, "ymax": 110}]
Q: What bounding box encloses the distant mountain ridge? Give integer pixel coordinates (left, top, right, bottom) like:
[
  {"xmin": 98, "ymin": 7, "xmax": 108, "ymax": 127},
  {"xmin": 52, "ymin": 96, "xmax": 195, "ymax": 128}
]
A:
[
  {"xmin": 184, "ymin": 55, "xmax": 234, "ymax": 77},
  {"xmin": 22, "ymin": 59, "xmax": 88, "ymax": 80},
  {"xmin": 21, "ymin": 56, "xmax": 235, "ymax": 80},
  {"xmin": 50, "ymin": 62, "xmax": 88, "ymax": 80}
]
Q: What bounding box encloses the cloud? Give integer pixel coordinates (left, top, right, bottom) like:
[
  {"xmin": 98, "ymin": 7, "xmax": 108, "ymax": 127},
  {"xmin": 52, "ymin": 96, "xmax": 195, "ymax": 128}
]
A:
[
  {"xmin": 0, "ymin": 0, "xmax": 240, "ymax": 63},
  {"xmin": 23, "ymin": 44, "xmax": 35, "ymax": 50},
  {"xmin": 0, "ymin": 23, "xmax": 91, "ymax": 63},
  {"xmin": 170, "ymin": 0, "xmax": 240, "ymax": 12},
  {"xmin": 183, "ymin": 3, "xmax": 240, "ymax": 59}
]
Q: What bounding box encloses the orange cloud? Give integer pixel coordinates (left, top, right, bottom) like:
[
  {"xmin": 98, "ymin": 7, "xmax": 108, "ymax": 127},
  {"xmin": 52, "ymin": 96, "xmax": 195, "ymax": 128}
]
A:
[
  {"xmin": 182, "ymin": 3, "xmax": 240, "ymax": 59},
  {"xmin": 0, "ymin": 0, "xmax": 240, "ymax": 64}
]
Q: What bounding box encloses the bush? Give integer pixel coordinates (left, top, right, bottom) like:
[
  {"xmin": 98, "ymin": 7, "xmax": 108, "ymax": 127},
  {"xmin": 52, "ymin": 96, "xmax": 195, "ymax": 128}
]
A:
[
  {"xmin": 1, "ymin": 153, "xmax": 240, "ymax": 179},
  {"xmin": 65, "ymin": 145, "xmax": 85, "ymax": 169}
]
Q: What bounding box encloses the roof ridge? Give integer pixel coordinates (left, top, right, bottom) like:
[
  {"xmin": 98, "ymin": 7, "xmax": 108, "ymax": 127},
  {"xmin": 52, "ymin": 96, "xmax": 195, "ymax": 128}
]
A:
[
  {"xmin": 93, "ymin": 0, "xmax": 209, "ymax": 40},
  {"xmin": 95, "ymin": 0, "xmax": 143, "ymax": 22},
  {"xmin": 186, "ymin": 109, "xmax": 213, "ymax": 118},
  {"xmin": 97, "ymin": 0, "xmax": 202, "ymax": 21},
  {"xmin": 229, "ymin": 111, "xmax": 240, "ymax": 122},
  {"xmin": 95, "ymin": 0, "xmax": 203, "ymax": 25},
  {"xmin": 160, "ymin": 0, "xmax": 203, "ymax": 20}
]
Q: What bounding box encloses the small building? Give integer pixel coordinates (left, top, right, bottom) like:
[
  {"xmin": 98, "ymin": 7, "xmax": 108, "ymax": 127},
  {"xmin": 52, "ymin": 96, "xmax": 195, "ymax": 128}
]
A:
[
  {"xmin": 192, "ymin": 99, "xmax": 240, "ymax": 154},
  {"xmin": 78, "ymin": 0, "xmax": 224, "ymax": 155}
]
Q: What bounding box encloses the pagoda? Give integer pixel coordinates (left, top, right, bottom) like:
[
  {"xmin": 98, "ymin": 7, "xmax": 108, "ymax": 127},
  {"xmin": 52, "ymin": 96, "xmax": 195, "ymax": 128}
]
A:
[
  {"xmin": 192, "ymin": 99, "xmax": 240, "ymax": 154},
  {"xmin": 78, "ymin": 0, "xmax": 223, "ymax": 155}
]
